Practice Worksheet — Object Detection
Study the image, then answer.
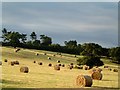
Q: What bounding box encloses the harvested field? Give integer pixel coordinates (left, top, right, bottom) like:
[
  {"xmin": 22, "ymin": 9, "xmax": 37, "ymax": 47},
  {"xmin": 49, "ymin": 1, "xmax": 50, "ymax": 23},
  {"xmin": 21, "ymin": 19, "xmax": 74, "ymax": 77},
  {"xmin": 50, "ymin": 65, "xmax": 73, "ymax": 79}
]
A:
[{"xmin": 1, "ymin": 46, "xmax": 119, "ymax": 89}]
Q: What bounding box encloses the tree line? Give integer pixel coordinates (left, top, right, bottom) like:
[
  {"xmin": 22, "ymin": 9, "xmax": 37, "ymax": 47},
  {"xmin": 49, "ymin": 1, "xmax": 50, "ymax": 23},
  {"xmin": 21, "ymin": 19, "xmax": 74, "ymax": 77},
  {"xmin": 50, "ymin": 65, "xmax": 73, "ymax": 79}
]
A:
[{"xmin": 1, "ymin": 28, "xmax": 120, "ymax": 63}]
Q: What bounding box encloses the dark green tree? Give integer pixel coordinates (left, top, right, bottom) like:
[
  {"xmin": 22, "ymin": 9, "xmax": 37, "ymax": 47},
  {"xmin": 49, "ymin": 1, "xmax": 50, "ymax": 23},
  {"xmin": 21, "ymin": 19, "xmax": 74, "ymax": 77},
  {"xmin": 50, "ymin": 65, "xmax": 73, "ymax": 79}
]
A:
[
  {"xmin": 20, "ymin": 34, "xmax": 27, "ymax": 43},
  {"xmin": 40, "ymin": 34, "xmax": 52, "ymax": 46},
  {"xmin": 81, "ymin": 43, "xmax": 103, "ymax": 56},
  {"xmin": 77, "ymin": 56, "xmax": 104, "ymax": 68},
  {"xmin": 109, "ymin": 47, "xmax": 120, "ymax": 63},
  {"xmin": 30, "ymin": 32, "xmax": 37, "ymax": 41}
]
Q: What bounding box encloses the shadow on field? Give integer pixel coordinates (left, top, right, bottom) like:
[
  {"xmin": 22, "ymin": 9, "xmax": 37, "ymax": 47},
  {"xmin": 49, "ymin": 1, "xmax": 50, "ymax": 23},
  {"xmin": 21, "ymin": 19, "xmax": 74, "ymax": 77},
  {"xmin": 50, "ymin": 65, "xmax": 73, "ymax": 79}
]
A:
[{"xmin": 2, "ymin": 79, "xmax": 25, "ymax": 85}]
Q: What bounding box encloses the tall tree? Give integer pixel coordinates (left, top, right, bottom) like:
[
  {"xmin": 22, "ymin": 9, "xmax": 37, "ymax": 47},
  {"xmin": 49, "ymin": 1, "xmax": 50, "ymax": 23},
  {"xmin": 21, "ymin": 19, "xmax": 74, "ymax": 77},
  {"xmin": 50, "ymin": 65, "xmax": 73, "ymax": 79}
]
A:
[
  {"xmin": 64, "ymin": 40, "xmax": 77, "ymax": 47},
  {"xmin": 20, "ymin": 34, "xmax": 27, "ymax": 43},
  {"xmin": 81, "ymin": 43, "xmax": 103, "ymax": 56},
  {"xmin": 40, "ymin": 34, "xmax": 52, "ymax": 45},
  {"xmin": 30, "ymin": 32, "xmax": 37, "ymax": 41},
  {"xmin": 109, "ymin": 47, "xmax": 120, "ymax": 63}
]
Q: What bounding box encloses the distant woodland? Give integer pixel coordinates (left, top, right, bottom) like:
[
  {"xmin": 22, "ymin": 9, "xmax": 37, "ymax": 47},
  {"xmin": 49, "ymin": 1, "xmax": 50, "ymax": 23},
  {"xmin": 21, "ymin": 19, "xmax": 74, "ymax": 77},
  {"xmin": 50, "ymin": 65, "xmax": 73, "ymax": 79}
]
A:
[{"xmin": 1, "ymin": 28, "xmax": 120, "ymax": 64}]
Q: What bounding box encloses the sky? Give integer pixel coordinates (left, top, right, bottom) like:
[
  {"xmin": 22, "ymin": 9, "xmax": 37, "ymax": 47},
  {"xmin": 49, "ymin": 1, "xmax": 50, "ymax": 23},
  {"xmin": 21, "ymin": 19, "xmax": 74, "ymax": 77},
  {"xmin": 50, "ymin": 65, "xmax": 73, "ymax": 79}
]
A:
[{"xmin": 2, "ymin": 2, "xmax": 118, "ymax": 48}]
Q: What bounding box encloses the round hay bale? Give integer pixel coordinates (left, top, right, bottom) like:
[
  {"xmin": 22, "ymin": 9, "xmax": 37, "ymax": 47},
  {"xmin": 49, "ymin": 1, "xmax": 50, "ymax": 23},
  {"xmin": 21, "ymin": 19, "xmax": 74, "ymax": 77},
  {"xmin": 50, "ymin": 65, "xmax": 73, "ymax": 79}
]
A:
[
  {"xmin": 61, "ymin": 64, "xmax": 65, "ymax": 67},
  {"xmin": 20, "ymin": 66, "xmax": 29, "ymax": 73},
  {"xmin": 48, "ymin": 63, "xmax": 52, "ymax": 67},
  {"xmin": 0, "ymin": 61, "xmax": 2, "ymax": 65},
  {"xmin": 104, "ymin": 66, "xmax": 109, "ymax": 68},
  {"xmin": 44, "ymin": 53, "xmax": 47, "ymax": 55},
  {"xmin": 83, "ymin": 65, "xmax": 89, "ymax": 70},
  {"xmin": 113, "ymin": 69, "xmax": 118, "ymax": 72},
  {"xmin": 54, "ymin": 65, "xmax": 60, "ymax": 70},
  {"xmin": 38, "ymin": 62, "xmax": 43, "ymax": 65},
  {"xmin": 58, "ymin": 63, "xmax": 61, "ymax": 66},
  {"xmin": 53, "ymin": 54, "xmax": 55, "ymax": 56},
  {"xmin": 108, "ymin": 68, "xmax": 112, "ymax": 71},
  {"xmin": 4, "ymin": 59, "xmax": 7, "ymax": 62},
  {"xmin": 14, "ymin": 61, "xmax": 19, "ymax": 65},
  {"xmin": 76, "ymin": 75, "xmax": 93, "ymax": 87},
  {"xmin": 10, "ymin": 61, "xmax": 14, "ymax": 66},
  {"xmin": 36, "ymin": 53, "xmax": 39, "ymax": 56},
  {"xmin": 95, "ymin": 68, "xmax": 102, "ymax": 73},
  {"xmin": 91, "ymin": 72, "xmax": 102, "ymax": 80},
  {"xmin": 48, "ymin": 57, "xmax": 51, "ymax": 60},
  {"xmin": 67, "ymin": 65, "xmax": 73, "ymax": 69},
  {"xmin": 57, "ymin": 60, "xmax": 60, "ymax": 63},
  {"xmin": 70, "ymin": 63, "xmax": 74, "ymax": 65},
  {"xmin": 33, "ymin": 61, "xmax": 36, "ymax": 63},
  {"xmin": 79, "ymin": 66, "xmax": 83, "ymax": 69}
]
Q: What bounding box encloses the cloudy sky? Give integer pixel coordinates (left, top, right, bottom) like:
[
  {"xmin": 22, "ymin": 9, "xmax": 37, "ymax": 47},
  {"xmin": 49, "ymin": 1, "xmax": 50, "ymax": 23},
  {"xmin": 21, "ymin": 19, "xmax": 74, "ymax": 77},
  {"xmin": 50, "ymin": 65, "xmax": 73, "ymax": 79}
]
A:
[{"xmin": 2, "ymin": 2, "xmax": 118, "ymax": 48}]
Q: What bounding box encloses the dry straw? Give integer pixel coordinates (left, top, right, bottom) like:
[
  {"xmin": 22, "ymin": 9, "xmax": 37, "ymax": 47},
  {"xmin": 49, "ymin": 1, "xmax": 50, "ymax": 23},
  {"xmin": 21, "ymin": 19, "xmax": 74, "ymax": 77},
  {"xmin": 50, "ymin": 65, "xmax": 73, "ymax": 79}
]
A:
[{"xmin": 76, "ymin": 75, "xmax": 93, "ymax": 87}]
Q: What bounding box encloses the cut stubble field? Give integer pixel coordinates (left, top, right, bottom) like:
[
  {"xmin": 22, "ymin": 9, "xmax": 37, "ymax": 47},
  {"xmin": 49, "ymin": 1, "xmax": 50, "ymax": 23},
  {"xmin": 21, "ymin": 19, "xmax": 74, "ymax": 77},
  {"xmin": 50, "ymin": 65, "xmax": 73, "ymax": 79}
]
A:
[{"xmin": 0, "ymin": 46, "xmax": 119, "ymax": 89}]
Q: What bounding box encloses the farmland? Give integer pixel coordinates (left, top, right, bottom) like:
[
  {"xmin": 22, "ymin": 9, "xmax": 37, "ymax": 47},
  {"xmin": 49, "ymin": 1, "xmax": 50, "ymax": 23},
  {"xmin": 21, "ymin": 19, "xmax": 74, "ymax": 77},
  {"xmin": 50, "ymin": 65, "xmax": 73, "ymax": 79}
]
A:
[{"xmin": 0, "ymin": 46, "xmax": 119, "ymax": 89}]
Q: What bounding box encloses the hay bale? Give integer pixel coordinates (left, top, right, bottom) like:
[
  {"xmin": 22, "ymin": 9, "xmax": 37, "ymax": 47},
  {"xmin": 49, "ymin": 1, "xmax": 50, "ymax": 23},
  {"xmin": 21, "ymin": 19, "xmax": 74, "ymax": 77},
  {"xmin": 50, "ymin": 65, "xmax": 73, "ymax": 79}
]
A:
[
  {"xmin": 20, "ymin": 66, "xmax": 29, "ymax": 73},
  {"xmin": 83, "ymin": 65, "xmax": 90, "ymax": 70},
  {"xmin": 108, "ymin": 68, "xmax": 112, "ymax": 71},
  {"xmin": 10, "ymin": 61, "xmax": 14, "ymax": 66},
  {"xmin": 113, "ymin": 69, "xmax": 118, "ymax": 72},
  {"xmin": 0, "ymin": 61, "xmax": 2, "ymax": 65},
  {"xmin": 70, "ymin": 63, "xmax": 73, "ymax": 65},
  {"xmin": 54, "ymin": 65, "xmax": 60, "ymax": 70},
  {"xmin": 104, "ymin": 66, "xmax": 109, "ymax": 68},
  {"xmin": 48, "ymin": 63, "xmax": 52, "ymax": 67},
  {"xmin": 48, "ymin": 57, "xmax": 51, "ymax": 60},
  {"xmin": 53, "ymin": 54, "xmax": 55, "ymax": 56},
  {"xmin": 89, "ymin": 68, "xmax": 102, "ymax": 74},
  {"xmin": 15, "ymin": 48, "xmax": 20, "ymax": 52},
  {"xmin": 91, "ymin": 72, "xmax": 102, "ymax": 80},
  {"xmin": 36, "ymin": 53, "xmax": 39, "ymax": 56},
  {"xmin": 38, "ymin": 62, "xmax": 43, "ymax": 65},
  {"xmin": 76, "ymin": 75, "xmax": 93, "ymax": 87},
  {"xmin": 14, "ymin": 61, "xmax": 19, "ymax": 65},
  {"xmin": 57, "ymin": 60, "xmax": 60, "ymax": 63},
  {"xmin": 58, "ymin": 63, "xmax": 61, "ymax": 66},
  {"xmin": 61, "ymin": 64, "xmax": 65, "ymax": 67},
  {"xmin": 93, "ymin": 68, "xmax": 102, "ymax": 73},
  {"xmin": 33, "ymin": 61, "xmax": 36, "ymax": 63},
  {"xmin": 67, "ymin": 65, "xmax": 73, "ymax": 69},
  {"xmin": 96, "ymin": 68, "xmax": 102, "ymax": 72},
  {"xmin": 44, "ymin": 53, "xmax": 47, "ymax": 55},
  {"xmin": 74, "ymin": 65, "xmax": 83, "ymax": 69},
  {"xmin": 4, "ymin": 59, "xmax": 7, "ymax": 62}
]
